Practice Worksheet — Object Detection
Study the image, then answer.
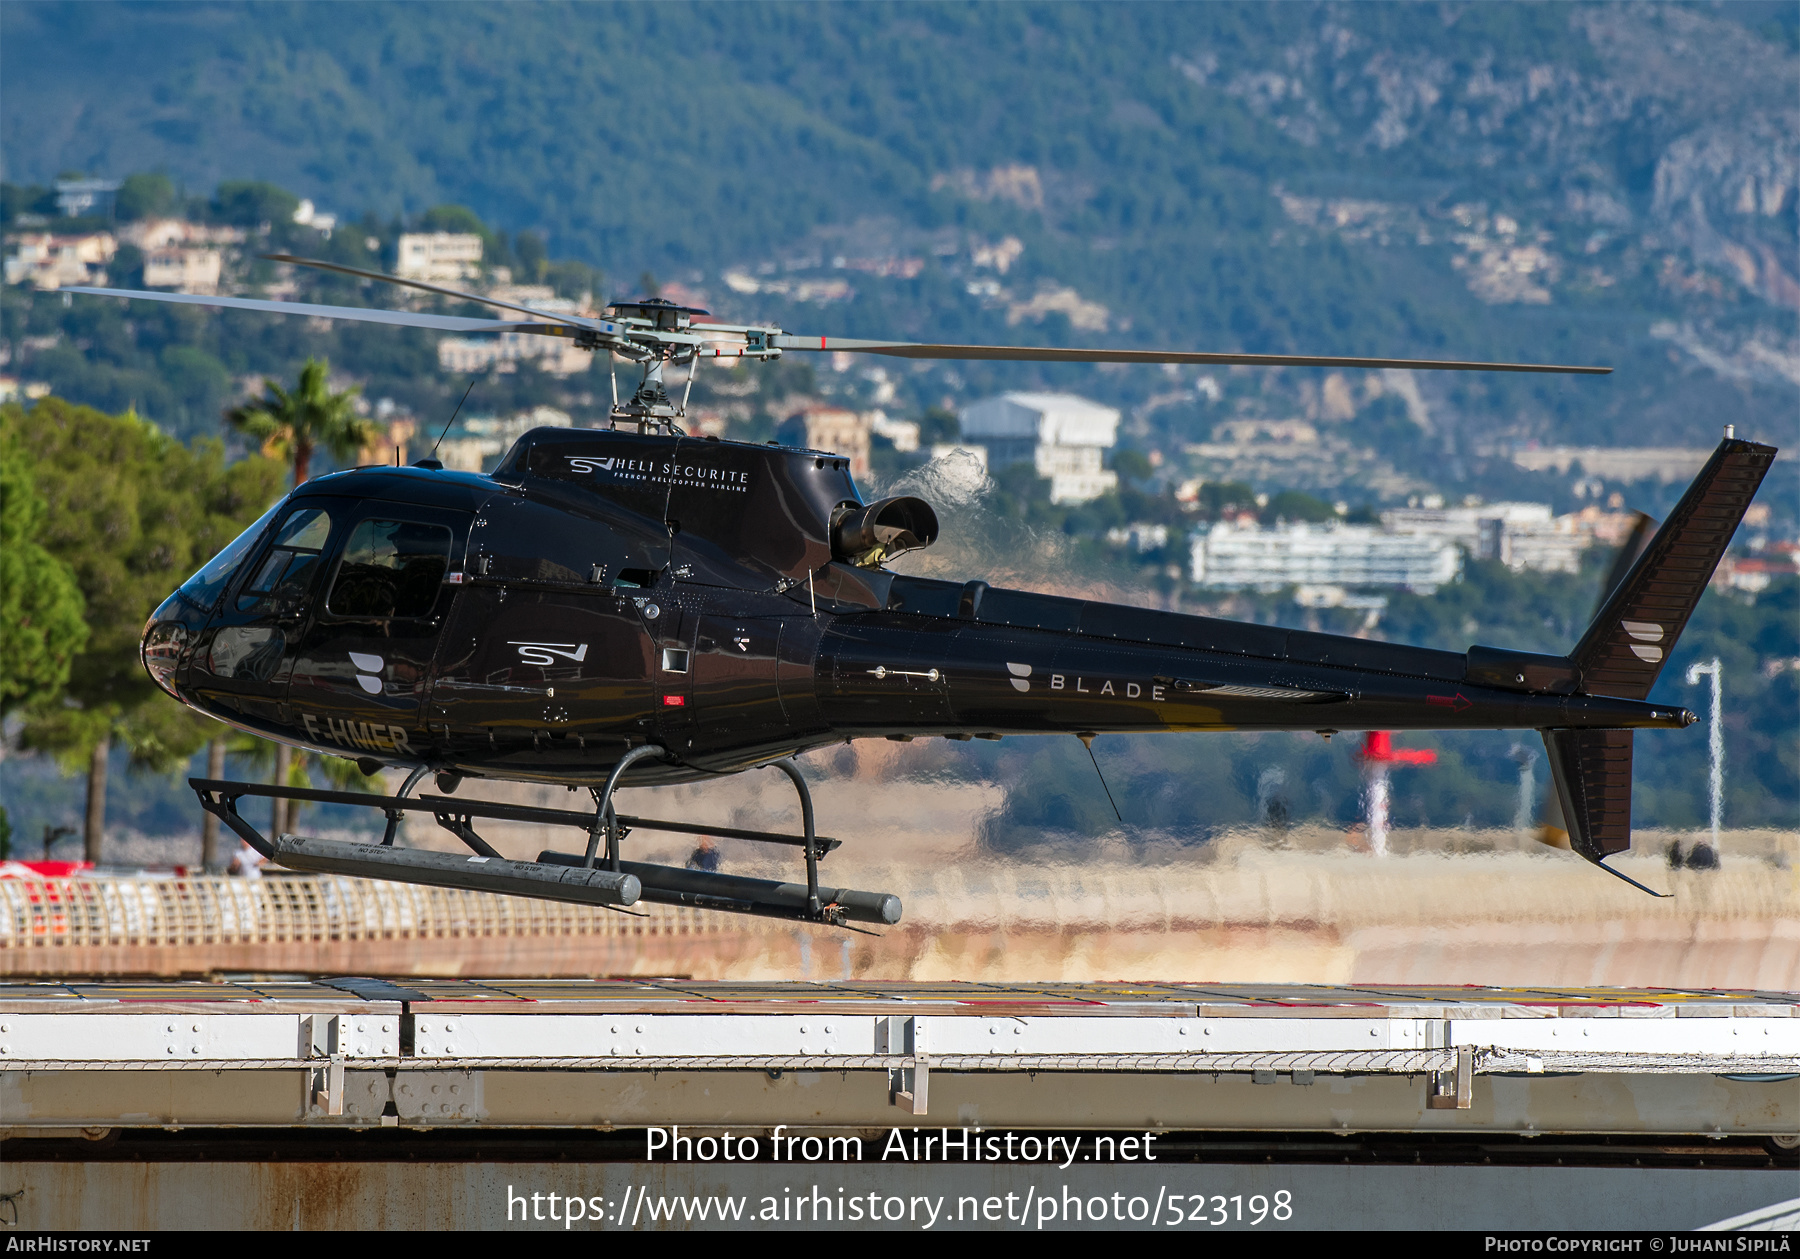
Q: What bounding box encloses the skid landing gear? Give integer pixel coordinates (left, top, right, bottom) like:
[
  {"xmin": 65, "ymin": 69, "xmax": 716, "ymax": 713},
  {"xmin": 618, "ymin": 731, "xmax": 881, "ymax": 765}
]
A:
[{"xmin": 190, "ymin": 759, "xmax": 899, "ymax": 927}]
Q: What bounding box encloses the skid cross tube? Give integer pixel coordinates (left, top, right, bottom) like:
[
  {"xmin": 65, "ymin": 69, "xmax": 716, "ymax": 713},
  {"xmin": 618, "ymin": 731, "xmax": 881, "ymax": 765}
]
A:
[
  {"xmin": 187, "ymin": 776, "xmax": 890, "ymax": 928},
  {"xmin": 188, "ymin": 777, "xmax": 840, "ymax": 853}
]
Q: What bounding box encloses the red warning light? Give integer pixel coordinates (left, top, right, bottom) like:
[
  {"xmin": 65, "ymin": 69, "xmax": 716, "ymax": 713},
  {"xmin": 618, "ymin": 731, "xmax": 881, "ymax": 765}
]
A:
[{"xmin": 662, "ymin": 695, "xmax": 685, "ymax": 707}]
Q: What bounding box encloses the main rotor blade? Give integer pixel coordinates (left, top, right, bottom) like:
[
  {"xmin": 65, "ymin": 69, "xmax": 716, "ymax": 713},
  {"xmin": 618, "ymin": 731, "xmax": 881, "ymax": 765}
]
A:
[
  {"xmin": 63, "ymin": 286, "xmax": 577, "ymax": 335},
  {"xmin": 264, "ymin": 253, "xmax": 603, "ymax": 329},
  {"xmin": 772, "ymin": 335, "xmax": 1611, "ymax": 375}
]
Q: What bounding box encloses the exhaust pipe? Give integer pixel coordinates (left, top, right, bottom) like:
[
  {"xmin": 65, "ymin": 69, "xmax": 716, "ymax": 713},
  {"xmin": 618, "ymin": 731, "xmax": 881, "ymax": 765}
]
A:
[{"xmin": 831, "ymin": 496, "xmax": 939, "ymax": 565}]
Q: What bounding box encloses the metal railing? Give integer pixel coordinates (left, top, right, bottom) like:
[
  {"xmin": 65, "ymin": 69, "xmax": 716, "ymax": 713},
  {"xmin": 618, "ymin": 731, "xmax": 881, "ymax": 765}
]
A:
[{"xmin": 0, "ymin": 875, "xmax": 748, "ymax": 949}]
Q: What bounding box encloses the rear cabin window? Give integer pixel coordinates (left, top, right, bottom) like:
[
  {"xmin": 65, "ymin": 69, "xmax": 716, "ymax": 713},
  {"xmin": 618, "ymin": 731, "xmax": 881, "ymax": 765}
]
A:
[
  {"xmin": 235, "ymin": 507, "xmax": 333, "ymax": 615},
  {"xmin": 328, "ymin": 519, "xmax": 453, "ymax": 619}
]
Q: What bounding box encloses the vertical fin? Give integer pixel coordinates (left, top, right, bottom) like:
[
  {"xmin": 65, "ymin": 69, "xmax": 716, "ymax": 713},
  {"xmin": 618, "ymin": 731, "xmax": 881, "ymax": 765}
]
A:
[{"xmin": 1569, "ymin": 437, "xmax": 1776, "ymax": 700}]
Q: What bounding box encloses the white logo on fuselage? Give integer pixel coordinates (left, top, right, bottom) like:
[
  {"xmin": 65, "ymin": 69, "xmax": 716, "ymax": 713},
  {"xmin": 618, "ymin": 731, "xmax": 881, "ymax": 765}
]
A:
[
  {"xmin": 568, "ymin": 457, "xmax": 616, "ymax": 474},
  {"xmin": 509, "ymin": 641, "xmax": 590, "ymax": 667}
]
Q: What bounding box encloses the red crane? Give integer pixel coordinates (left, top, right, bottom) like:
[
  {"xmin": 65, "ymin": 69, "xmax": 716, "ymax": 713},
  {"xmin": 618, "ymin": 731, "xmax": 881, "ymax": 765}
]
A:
[{"xmin": 1357, "ymin": 731, "xmax": 1437, "ymax": 856}]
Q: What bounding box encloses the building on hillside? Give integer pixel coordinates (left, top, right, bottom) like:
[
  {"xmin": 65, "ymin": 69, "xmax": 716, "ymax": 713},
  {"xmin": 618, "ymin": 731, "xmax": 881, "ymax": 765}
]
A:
[
  {"xmin": 1509, "ymin": 446, "xmax": 1711, "ymax": 484},
  {"xmin": 1105, "ymin": 523, "xmax": 1170, "ymax": 553},
  {"xmin": 1190, "ymin": 520, "xmax": 1461, "ymax": 593},
  {"xmin": 1482, "ymin": 516, "xmax": 1590, "ymax": 574},
  {"xmin": 54, "ymin": 179, "xmax": 120, "ymax": 219},
  {"xmin": 438, "ymin": 330, "xmax": 590, "ymax": 376},
  {"xmin": 118, "ymin": 219, "xmax": 247, "ymax": 250},
  {"xmin": 358, "ymin": 416, "xmax": 419, "ymax": 468},
  {"xmin": 143, "ymin": 246, "xmax": 223, "ymax": 293},
  {"xmin": 1382, "ymin": 501, "xmax": 1641, "ymax": 574},
  {"xmin": 869, "ymin": 412, "xmax": 920, "ymax": 452},
  {"xmin": 1380, "ymin": 501, "xmax": 1552, "ymax": 551},
  {"xmin": 3, "ymin": 232, "xmax": 117, "ymax": 289},
  {"xmin": 958, "ymin": 391, "xmax": 1119, "ymax": 504},
  {"xmin": 1713, "ymin": 550, "xmax": 1797, "ymax": 594},
  {"xmin": 437, "ymin": 288, "xmax": 594, "ymax": 375},
  {"xmin": 396, "ymin": 232, "xmax": 483, "ymax": 282},
  {"xmin": 0, "ymin": 378, "xmax": 52, "ymax": 404},
  {"xmin": 292, "ymin": 200, "xmax": 337, "ymax": 234},
  {"xmin": 799, "ymin": 406, "xmax": 871, "ymax": 480},
  {"xmin": 435, "ymin": 407, "xmax": 574, "ymax": 474}
]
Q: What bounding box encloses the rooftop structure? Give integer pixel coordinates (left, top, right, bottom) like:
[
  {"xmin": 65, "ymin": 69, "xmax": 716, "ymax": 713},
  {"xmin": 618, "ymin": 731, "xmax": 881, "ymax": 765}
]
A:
[{"xmin": 958, "ymin": 391, "xmax": 1119, "ymax": 504}]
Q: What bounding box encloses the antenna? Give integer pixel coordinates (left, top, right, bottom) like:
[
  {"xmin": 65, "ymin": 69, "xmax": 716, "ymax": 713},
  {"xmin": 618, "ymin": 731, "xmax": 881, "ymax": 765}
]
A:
[
  {"xmin": 1076, "ymin": 733, "xmax": 1122, "ymax": 823},
  {"xmin": 428, "ymin": 379, "xmax": 477, "ymax": 464}
]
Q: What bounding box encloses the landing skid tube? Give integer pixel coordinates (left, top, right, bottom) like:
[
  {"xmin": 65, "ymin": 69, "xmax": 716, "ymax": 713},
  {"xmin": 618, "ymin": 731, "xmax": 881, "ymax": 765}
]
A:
[{"xmin": 190, "ymin": 769, "xmax": 900, "ymax": 927}]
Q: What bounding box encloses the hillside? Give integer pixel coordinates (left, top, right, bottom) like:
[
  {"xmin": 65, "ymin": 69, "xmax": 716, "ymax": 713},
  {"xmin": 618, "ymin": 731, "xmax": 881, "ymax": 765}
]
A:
[{"xmin": 3, "ymin": 1, "xmax": 1796, "ymax": 466}]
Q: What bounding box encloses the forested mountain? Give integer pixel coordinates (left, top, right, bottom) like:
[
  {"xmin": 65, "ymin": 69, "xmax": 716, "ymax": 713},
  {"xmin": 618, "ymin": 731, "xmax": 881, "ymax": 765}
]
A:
[
  {"xmin": 1, "ymin": 2, "xmax": 1794, "ymax": 847},
  {"xmin": 4, "ymin": 1, "xmax": 1796, "ymax": 464}
]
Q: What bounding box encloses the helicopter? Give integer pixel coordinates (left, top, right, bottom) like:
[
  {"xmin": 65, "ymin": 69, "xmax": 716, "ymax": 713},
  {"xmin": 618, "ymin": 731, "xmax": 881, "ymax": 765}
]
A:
[{"xmin": 69, "ymin": 258, "xmax": 1775, "ymax": 925}]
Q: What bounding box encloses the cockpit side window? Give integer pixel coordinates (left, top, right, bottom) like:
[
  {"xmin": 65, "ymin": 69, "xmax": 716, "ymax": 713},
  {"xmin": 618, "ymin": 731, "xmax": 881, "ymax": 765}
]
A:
[
  {"xmin": 176, "ymin": 500, "xmax": 284, "ymax": 613},
  {"xmin": 235, "ymin": 507, "xmax": 334, "ymax": 616},
  {"xmin": 327, "ymin": 518, "xmax": 453, "ymax": 620}
]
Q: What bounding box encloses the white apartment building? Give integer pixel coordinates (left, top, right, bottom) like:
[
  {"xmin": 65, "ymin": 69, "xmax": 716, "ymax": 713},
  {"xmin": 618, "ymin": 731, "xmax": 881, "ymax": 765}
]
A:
[
  {"xmin": 1190, "ymin": 520, "xmax": 1461, "ymax": 593},
  {"xmin": 396, "ymin": 232, "xmax": 483, "ymax": 282},
  {"xmin": 438, "ymin": 328, "xmax": 591, "ymax": 376},
  {"xmin": 958, "ymin": 391, "xmax": 1119, "ymax": 504},
  {"xmin": 1381, "ymin": 501, "xmax": 1639, "ymax": 574},
  {"xmin": 1379, "ymin": 501, "xmax": 1552, "ymax": 554}
]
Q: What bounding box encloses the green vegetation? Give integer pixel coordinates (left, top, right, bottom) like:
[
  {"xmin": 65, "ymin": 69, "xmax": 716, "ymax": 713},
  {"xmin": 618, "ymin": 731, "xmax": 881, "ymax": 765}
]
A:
[
  {"xmin": 1, "ymin": 396, "xmax": 284, "ymax": 859},
  {"xmin": 0, "ymin": 4, "xmax": 1792, "ymax": 851},
  {"xmin": 0, "ymin": 422, "xmax": 87, "ymax": 713},
  {"xmin": 3, "ymin": 2, "xmax": 1793, "ymax": 464},
  {"xmin": 226, "ymin": 357, "xmax": 374, "ymax": 485}
]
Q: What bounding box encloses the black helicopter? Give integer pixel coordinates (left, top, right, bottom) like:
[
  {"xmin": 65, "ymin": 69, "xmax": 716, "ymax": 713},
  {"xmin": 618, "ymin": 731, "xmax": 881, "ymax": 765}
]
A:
[{"xmin": 71, "ymin": 258, "xmax": 1775, "ymax": 924}]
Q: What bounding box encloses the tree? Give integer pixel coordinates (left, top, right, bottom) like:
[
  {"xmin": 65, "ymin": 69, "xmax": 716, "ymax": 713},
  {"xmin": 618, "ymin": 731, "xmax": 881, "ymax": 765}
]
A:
[
  {"xmin": 7, "ymin": 397, "xmax": 284, "ymax": 862},
  {"xmin": 116, "ymin": 172, "xmax": 179, "ymax": 221},
  {"xmin": 212, "ymin": 180, "xmax": 299, "ymax": 228},
  {"xmin": 0, "ymin": 420, "xmax": 88, "ymax": 714},
  {"xmin": 225, "ymin": 358, "xmax": 376, "ymax": 486},
  {"xmin": 1111, "ymin": 448, "xmax": 1154, "ymax": 485}
]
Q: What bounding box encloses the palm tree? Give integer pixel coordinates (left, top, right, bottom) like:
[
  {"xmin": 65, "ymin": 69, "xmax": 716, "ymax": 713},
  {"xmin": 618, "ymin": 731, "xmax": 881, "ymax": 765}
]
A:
[{"xmin": 225, "ymin": 358, "xmax": 376, "ymax": 485}]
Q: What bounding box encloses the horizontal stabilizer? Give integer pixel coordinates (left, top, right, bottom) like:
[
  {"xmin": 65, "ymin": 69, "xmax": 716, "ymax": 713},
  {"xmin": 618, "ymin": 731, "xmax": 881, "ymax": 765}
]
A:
[{"xmin": 1571, "ymin": 436, "xmax": 1776, "ymax": 699}]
